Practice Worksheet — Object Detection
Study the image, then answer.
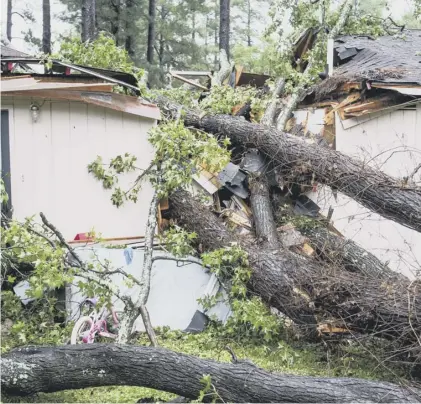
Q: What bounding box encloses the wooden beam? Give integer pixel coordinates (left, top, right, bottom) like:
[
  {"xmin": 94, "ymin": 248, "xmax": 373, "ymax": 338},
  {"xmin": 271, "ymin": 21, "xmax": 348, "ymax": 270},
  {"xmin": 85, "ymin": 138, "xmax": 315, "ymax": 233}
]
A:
[
  {"xmin": 171, "ymin": 70, "xmax": 212, "ymax": 77},
  {"xmin": 234, "ymin": 65, "xmax": 244, "ymax": 86},
  {"xmin": 170, "ymin": 73, "xmax": 207, "ymax": 90}
]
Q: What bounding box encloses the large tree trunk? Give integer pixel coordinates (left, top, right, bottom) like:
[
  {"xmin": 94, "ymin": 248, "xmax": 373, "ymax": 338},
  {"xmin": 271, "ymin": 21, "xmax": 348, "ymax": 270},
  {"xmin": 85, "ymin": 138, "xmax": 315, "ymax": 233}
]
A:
[
  {"xmin": 2, "ymin": 345, "xmax": 419, "ymax": 402},
  {"xmin": 42, "ymin": 0, "xmax": 51, "ymax": 54},
  {"xmin": 81, "ymin": 0, "xmax": 96, "ymax": 42},
  {"xmin": 219, "ymin": 0, "xmax": 230, "ymax": 59},
  {"xmin": 6, "ymin": 0, "xmax": 12, "ymax": 42},
  {"xmin": 124, "ymin": 0, "xmax": 135, "ymax": 57},
  {"xmin": 147, "ymin": 0, "xmax": 156, "ymax": 64},
  {"xmin": 249, "ymin": 177, "xmax": 280, "ymax": 249},
  {"xmin": 169, "ymin": 190, "xmax": 421, "ymax": 356},
  {"xmin": 154, "ymin": 97, "xmax": 421, "ymax": 234},
  {"xmin": 246, "ymin": 0, "xmax": 251, "ymax": 46}
]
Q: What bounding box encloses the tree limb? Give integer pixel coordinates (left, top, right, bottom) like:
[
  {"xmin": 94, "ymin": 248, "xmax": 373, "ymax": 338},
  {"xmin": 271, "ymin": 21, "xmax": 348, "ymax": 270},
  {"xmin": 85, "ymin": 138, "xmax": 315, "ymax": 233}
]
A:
[
  {"xmin": 2, "ymin": 344, "xmax": 420, "ymax": 402},
  {"xmin": 261, "ymin": 78, "xmax": 285, "ymax": 127}
]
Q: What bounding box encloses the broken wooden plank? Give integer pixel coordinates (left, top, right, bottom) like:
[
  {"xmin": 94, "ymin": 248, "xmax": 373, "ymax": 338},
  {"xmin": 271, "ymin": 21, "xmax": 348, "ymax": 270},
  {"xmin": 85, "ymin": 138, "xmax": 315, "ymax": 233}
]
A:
[
  {"xmin": 234, "ymin": 65, "xmax": 244, "ymax": 86},
  {"xmin": 221, "ymin": 210, "xmax": 252, "ymax": 229},
  {"xmin": 170, "ymin": 73, "xmax": 207, "ymax": 90},
  {"xmin": 342, "ymin": 94, "xmax": 396, "ymax": 116},
  {"xmin": 324, "ymin": 92, "xmax": 361, "ymax": 123}
]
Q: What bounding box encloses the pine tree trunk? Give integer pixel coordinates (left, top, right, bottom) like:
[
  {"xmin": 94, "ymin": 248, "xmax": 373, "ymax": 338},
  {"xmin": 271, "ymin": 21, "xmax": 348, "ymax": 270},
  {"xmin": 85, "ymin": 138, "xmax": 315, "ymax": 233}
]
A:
[
  {"xmin": 247, "ymin": 0, "xmax": 252, "ymax": 46},
  {"xmin": 42, "ymin": 0, "xmax": 51, "ymax": 54},
  {"xmin": 125, "ymin": 0, "xmax": 135, "ymax": 57},
  {"xmin": 192, "ymin": 11, "xmax": 196, "ymax": 42},
  {"xmin": 6, "ymin": 0, "xmax": 12, "ymax": 42},
  {"xmin": 82, "ymin": 0, "xmax": 96, "ymax": 42},
  {"xmin": 214, "ymin": 0, "xmax": 218, "ymax": 66},
  {"xmin": 2, "ymin": 345, "xmax": 419, "ymax": 402},
  {"xmin": 147, "ymin": 0, "xmax": 156, "ymax": 64},
  {"xmin": 219, "ymin": 0, "xmax": 230, "ymax": 59},
  {"xmin": 249, "ymin": 177, "xmax": 280, "ymax": 249},
  {"xmin": 90, "ymin": 0, "xmax": 96, "ymax": 39}
]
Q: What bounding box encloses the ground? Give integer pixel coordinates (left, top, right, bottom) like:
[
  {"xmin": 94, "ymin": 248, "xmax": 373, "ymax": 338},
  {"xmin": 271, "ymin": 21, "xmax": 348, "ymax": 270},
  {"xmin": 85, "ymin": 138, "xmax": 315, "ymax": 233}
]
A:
[{"xmin": 1, "ymin": 325, "xmax": 407, "ymax": 403}]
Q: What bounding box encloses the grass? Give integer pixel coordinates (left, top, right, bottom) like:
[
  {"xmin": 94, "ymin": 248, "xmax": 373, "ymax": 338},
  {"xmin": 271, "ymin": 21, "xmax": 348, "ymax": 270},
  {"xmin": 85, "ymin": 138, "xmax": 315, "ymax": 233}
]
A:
[{"xmin": 2, "ymin": 326, "xmax": 407, "ymax": 403}]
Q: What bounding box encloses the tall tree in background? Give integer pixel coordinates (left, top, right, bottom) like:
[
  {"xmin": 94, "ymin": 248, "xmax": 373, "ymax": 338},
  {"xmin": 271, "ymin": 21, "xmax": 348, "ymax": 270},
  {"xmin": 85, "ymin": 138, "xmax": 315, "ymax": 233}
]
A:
[
  {"xmin": 6, "ymin": 0, "xmax": 12, "ymax": 42},
  {"xmin": 219, "ymin": 0, "xmax": 230, "ymax": 59},
  {"xmin": 125, "ymin": 0, "xmax": 135, "ymax": 57},
  {"xmin": 82, "ymin": 0, "xmax": 96, "ymax": 42},
  {"xmin": 42, "ymin": 0, "xmax": 51, "ymax": 53},
  {"xmin": 147, "ymin": 0, "xmax": 156, "ymax": 64},
  {"xmin": 232, "ymin": 0, "xmax": 264, "ymax": 46}
]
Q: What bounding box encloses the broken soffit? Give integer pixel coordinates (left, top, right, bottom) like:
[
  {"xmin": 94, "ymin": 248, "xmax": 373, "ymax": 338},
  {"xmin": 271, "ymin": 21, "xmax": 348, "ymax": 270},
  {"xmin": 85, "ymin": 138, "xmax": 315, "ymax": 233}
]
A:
[{"xmin": 2, "ymin": 85, "xmax": 161, "ymax": 120}]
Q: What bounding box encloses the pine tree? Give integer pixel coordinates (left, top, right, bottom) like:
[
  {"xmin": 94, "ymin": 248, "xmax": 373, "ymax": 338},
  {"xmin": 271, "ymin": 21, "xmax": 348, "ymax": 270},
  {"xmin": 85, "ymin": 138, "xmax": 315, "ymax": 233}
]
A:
[{"xmin": 42, "ymin": 0, "xmax": 51, "ymax": 53}]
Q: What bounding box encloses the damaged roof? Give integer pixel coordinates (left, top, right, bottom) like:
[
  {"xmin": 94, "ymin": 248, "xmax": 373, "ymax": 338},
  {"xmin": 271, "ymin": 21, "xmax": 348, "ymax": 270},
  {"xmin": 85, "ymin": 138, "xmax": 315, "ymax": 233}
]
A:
[
  {"xmin": 1, "ymin": 57, "xmax": 140, "ymax": 94},
  {"xmin": 333, "ymin": 30, "xmax": 421, "ymax": 85},
  {"xmin": 1, "ymin": 44, "xmax": 30, "ymax": 58}
]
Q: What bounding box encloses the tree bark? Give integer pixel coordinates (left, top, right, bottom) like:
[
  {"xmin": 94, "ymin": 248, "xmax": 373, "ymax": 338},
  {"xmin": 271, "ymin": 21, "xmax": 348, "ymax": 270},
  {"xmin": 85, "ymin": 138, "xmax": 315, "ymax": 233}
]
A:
[
  {"xmin": 246, "ymin": 0, "xmax": 251, "ymax": 46},
  {"xmin": 147, "ymin": 0, "xmax": 156, "ymax": 64},
  {"xmin": 249, "ymin": 177, "xmax": 280, "ymax": 249},
  {"xmin": 169, "ymin": 190, "xmax": 421, "ymax": 354},
  {"xmin": 219, "ymin": 0, "xmax": 230, "ymax": 60},
  {"xmin": 2, "ymin": 345, "xmax": 419, "ymax": 402},
  {"xmin": 154, "ymin": 96, "xmax": 421, "ymax": 234},
  {"xmin": 6, "ymin": 0, "xmax": 12, "ymax": 42},
  {"xmin": 261, "ymin": 78, "xmax": 285, "ymax": 127},
  {"xmin": 117, "ymin": 190, "xmax": 159, "ymax": 346},
  {"xmin": 125, "ymin": 0, "xmax": 135, "ymax": 57},
  {"xmin": 82, "ymin": 0, "xmax": 96, "ymax": 42},
  {"xmin": 214, "ymin": 0, "xmax": 218, "ymax": 66},
  {"xmin": 42, "ymin": 0, "xmax": 51, "ymax": 54},
  {"xmin": 296, "ymin": 224, "xmax": 408, "ymax": 281}
]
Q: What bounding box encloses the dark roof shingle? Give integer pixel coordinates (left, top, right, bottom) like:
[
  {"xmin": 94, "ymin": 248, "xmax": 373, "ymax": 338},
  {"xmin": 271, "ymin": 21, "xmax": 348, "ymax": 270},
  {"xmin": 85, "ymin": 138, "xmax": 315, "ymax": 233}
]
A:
[
  {"xmin": 333, "ymin": 30, "xmax": 421, "ymax": 85},
  {"xmin": 1, "ymin": 45, "xmax": 30, "ymax": 58}
]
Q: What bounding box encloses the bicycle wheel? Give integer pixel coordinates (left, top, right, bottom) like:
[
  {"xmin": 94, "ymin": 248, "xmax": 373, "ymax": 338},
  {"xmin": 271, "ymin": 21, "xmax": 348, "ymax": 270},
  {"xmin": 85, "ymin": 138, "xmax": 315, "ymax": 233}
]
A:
[{"xmin": 70, "ymin": 316, "xmax": 94, "ymax": 344}]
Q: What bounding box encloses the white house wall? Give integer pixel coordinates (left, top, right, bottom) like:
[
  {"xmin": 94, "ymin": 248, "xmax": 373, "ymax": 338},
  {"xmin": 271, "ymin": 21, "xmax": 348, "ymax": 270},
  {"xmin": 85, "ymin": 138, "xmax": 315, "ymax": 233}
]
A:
[
  {"xmin": 4, "ymin": 96, "xmax": 156, "ymax": 240},
  {"xmin": 309, "ymin": 105, "xmax": 421, "ymax": 279}
]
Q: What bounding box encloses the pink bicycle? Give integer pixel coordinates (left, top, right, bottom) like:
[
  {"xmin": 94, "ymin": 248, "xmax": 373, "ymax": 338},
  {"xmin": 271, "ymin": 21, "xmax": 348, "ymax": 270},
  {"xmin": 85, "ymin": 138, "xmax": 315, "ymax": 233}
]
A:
[{"xmin": 70, "ymin": 297, "xmax": 121, "ymax": 344}]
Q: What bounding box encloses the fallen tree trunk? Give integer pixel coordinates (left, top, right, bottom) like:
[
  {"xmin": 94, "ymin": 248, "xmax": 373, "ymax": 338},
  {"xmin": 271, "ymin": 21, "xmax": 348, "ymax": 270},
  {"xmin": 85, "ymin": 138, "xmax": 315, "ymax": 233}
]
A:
[
  {"xmin": 297, "ymin": 224, "xmax": 408, "ymax": 281},
  {"xmin": 169, "ymin": 190, "xmax": 421, "ymax": 355},
  {"xmin": 2, "ymin": 344, "xmax": 420, "ymax": 402},
  {"xmin": 170, "ymin": 190, "xmax": 318, "ymax": 333},
  {"xmin": 249, "ymin": 177, "xmax": 280, "ymax": 249},
  {"xmin": 156, "ymin": 96, "xmax": 421, "ymax": 233}
]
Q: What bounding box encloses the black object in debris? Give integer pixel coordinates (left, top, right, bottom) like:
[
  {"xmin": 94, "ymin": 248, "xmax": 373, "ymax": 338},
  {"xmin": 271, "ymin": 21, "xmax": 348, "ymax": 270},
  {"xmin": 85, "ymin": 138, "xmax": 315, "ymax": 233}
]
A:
[
  {"xmin": 293, "ymin": 194, "xmax": 320, "ymax": 217},
  {"xmin": 240, "ymin": 149, "xmax": 279, "ymax": 187},
  {"xmin": 240, "ymin": 148, "xmax": 266, "ymax": 174},
  {"xmin": 217, "ymin": 163, "xmax": 249, "ymax": 199},
  {"xmin": 184, "ymin": 310, "xmax": 209, "ymax": 333}
]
